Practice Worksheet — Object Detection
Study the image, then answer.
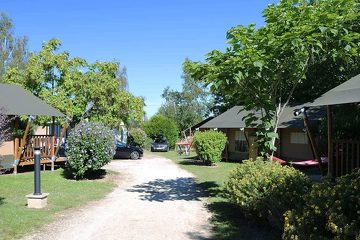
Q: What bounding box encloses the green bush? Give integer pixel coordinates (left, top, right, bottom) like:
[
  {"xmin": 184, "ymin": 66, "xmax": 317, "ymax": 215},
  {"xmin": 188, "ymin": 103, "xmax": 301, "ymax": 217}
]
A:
[
  {"xmin": 66, "ymin": 121, "xmax": 115, "ymax": 179},
  {"xmin": 225, "ymin": 159, "xmax": 312, "ymax": 230},
  {"xmin": 128, "ymin": 128, "xmax": 147, "ymax": 148},
  {"xmin": 283, "ymin": 169, "xmax": 360, "ymax": 240},
  {"xmin": 193, "ymin": 130, "xmax": 227, "ymax": 165},
  {"xmin": 143, "ymin": 115, "xmax": 178, "ymax": 148}
]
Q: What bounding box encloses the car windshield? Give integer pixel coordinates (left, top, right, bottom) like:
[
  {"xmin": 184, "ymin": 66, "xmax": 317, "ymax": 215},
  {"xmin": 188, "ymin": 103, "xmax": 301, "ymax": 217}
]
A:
[{"xmin": 154, "ymin": 139, "xmax": 167, "ymax": 144}]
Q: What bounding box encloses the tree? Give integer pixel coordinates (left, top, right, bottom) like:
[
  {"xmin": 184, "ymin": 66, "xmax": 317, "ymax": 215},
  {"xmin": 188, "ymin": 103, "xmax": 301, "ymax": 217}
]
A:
[
  {"xmin": 185, "ymin": 0, "xmax": 360, "ymax": 156},
  {"xmin": 143, "ymin": 115, "xmax": 178, "ymax": 148},
  {"xmin": 0, "ymin": 12, "xmax": 28, "ymax": 81},
  {"xmin": 3, "ymin": 39, "xmax": 144, "ymax": 128},
  {"xmin": 158, "ymin": 69, "xmax": 214, "ymax": 131}
]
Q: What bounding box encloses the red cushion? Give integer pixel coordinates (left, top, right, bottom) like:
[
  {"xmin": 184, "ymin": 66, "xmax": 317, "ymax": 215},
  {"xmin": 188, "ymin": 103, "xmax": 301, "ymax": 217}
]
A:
[{"xmin": 272, "ymin": 156, "xmax": 287, "ymax": 165}]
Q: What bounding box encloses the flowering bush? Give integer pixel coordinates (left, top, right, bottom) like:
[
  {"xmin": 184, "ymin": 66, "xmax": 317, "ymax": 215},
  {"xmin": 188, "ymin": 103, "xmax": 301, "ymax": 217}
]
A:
[
  {"xmin": 66, "ymin": 121, "xmax": 115, "ymax": 179},
  {"xmin": 283, "ymin": 169, "xmax": 360, "ymax": 240},
  {"xmin": 128, "ymin": 128, "xmax": 147, "ymax": 148},
  {"xmin": 193, "ymin": 130, "xmax": 227, "ymax": 165},
  {"xmin": 225, "ymin": 159, "xmax": 312, "ymax": 230}
]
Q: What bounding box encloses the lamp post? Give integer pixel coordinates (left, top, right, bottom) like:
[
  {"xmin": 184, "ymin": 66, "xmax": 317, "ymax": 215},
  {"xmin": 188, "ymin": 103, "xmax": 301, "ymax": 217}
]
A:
[
  {"xmin": 33, "ymin": 146, "xmax": 41, "ymax": 195},
  {"xmin": 26, "ymin": 146, "xmax": 49, "ymax": 208}
]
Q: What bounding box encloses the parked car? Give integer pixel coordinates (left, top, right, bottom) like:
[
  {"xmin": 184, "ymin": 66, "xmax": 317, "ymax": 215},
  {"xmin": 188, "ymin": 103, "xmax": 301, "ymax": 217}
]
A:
[
  {"xmin": 114, "ymin": 142, "xmax": 143, "ymax": 160},
  {"xmin": 151, "ymin": 138, "xmax": 169, "ymax": 152}
]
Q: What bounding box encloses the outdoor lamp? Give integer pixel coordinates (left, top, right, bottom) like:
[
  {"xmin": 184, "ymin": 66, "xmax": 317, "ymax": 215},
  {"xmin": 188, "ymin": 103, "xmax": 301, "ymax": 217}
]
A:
[{"xmin": 294, "ymin": 107, "xmax": 306, "ymax": 116}]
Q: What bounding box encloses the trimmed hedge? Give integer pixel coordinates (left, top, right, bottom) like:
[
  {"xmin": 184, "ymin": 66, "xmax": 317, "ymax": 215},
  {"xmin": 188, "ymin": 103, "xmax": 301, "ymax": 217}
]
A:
[
  {"xmin": 225, "ymin": 159, "xmax": 312, "ymax": 230},
  {"xmin": 144, "ymin": 115, "xmax": 178, "ymax": 149},
  {"xmin": 283, "ymin": 169, "xmax": 360, "ymax": 240},
  {"xmin": 193, "ymin": 130, "xmax": 227, "ymax": 165},
  {"xmin": 128, "ymin": 128, "xmax": 147, "ymax": 148},
  {"xmin": 66, "ymin": 121, "xmax": 115, "ymax": 179}
]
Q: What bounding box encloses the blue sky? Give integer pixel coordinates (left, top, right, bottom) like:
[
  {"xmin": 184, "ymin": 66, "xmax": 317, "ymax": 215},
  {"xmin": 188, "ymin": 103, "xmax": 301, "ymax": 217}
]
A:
[{"xmin": 2, "ymin": 0, "xmax": 277, "ymax": 117}]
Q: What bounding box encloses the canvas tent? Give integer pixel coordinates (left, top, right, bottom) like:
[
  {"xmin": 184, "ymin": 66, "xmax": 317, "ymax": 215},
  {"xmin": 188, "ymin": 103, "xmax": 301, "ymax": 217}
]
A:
[
  {"xmin": 0, "ymin": 83, "xmax": 66, "ymax": 173},
  {"xmin": 305, "ymin": 74, "xmax": 360, "ymax": 177},
  {"xmin": 199, "ymin": 105, "xmax": 324, "ymax": 161}
]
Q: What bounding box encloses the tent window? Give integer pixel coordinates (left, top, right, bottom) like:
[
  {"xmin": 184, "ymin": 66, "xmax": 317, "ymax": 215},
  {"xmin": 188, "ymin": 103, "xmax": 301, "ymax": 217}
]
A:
[
  {"xmin": 290, "ymin": 132, "xmax": 308, "ymax": 144},
  {"xmin": 235, "ymin": 131, "xmax": 248, "ymax": 152}
]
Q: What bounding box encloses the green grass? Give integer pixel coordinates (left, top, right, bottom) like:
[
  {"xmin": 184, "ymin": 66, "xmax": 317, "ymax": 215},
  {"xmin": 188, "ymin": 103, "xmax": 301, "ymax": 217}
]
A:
[
  {"xmin": 0, "ymin": 169, "xmax": 117, "ymax": 240},
  {"xmin": 152, "ymin": 151, "xmax": 280, "ymax": 240}
]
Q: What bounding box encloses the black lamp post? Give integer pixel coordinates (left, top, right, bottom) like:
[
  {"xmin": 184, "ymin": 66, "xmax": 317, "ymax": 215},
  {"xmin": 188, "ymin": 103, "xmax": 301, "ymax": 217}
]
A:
[{"xmin": 33, "ymin": 146, "xmax": 42, "ymax": 195}]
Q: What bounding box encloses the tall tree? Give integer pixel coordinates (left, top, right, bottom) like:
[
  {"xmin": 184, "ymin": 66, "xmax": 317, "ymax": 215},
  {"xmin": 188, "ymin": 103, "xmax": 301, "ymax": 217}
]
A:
[
  {"xmin": 185, "ymin": 0, "xmax": 360, "ymax": 156},
  {"xmin": 158, "ymin": 69, "xmax": 214, "ymax": 131},
  {"xmin": 0, "ymin": 12, "xmax": 28, "ymax": 81},
  {"xmin": 3, "ymin": 39, "xmax": 144, "ymax": 128}
]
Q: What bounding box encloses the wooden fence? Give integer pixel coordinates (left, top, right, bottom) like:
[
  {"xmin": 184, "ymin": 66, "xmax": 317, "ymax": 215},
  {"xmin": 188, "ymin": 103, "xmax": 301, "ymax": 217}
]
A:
[{"xmin": 332, "ymin": 140, "xmax": 360, "ymax": 177}]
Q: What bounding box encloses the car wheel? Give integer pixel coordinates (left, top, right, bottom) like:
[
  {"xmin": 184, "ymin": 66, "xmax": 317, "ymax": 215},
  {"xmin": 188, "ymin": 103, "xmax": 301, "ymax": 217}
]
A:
[{"xmin": 130, "ymin": 151, "xmax": 140, "ymax": 160}]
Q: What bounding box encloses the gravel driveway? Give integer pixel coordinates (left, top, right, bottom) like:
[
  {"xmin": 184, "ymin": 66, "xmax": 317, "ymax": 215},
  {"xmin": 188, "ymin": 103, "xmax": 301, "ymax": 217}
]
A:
[{"xmin": 24, "ymin": 154, "xmax": 212, "ymax": 240}]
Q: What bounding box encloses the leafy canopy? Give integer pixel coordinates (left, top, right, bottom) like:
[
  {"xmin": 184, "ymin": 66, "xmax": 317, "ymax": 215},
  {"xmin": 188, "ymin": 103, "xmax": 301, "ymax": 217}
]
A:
[
  {"xmin": 3, "ymin": 39, "xmax": 144, "ymax": 128},
  {"xmin": 185, "ymin": 0, "xmax": 360, "ymax": 155}
]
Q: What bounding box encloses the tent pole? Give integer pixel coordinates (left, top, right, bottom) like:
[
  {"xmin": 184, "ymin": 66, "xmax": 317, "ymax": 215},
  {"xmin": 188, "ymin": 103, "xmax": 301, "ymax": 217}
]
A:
[
  {"xmin": 303, "ymin": 110, "xmax": 324, "ymax": 175},
  {"xmin": 327, "ymin": 105, "xmax": 333, "ymax": 178}
]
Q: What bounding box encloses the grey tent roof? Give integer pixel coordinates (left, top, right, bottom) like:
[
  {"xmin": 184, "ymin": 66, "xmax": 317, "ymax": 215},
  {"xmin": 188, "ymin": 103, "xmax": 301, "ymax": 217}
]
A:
[
  {"xmin": 200, "ymin": 105, "xmax": 323, "ymax": 129},
  {"xmin": 307, "ymin": 74, "xmax": 360, "ymax": 107},
  {"xmin": 0, "ymin": 83, "xmax": 65, "ymax": 117}
]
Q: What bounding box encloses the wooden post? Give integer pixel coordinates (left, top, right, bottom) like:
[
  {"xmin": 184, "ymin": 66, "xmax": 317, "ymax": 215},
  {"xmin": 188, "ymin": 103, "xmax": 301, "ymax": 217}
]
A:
[
  {"xmin": 303, "ymin": 110, "xmax": 324, "ymax": 175},
  {"xmin": 18, "ymin": 119, "xmax": 32, "ymax": 160},
  {"xmin": 54, "ymin": 123, "xmax": 67, "ymax": 157},
  {"xmin": 51, "ymin": 116, "xmax": 55, "ymax": 136},
  {"xmin": 51, "ymin": 136, "xmax": 55, "ymax": 171}
]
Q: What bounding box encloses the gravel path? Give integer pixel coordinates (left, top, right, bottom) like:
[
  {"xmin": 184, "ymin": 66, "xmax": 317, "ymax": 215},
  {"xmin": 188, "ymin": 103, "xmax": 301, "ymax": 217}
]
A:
[{"xmin": 24, "ymin": 154, "xmax": 212, "ymax": 240}]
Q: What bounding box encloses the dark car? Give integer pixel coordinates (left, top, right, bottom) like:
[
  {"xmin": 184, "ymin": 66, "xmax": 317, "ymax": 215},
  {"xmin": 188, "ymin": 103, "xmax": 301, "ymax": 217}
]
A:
[
  {"xmin": 151, "ymin": 138, "xmax": 169, "ymax": 152},
  {"xmin": 114, "ymin": 142, "xmax": 143, "ymax": 160}
]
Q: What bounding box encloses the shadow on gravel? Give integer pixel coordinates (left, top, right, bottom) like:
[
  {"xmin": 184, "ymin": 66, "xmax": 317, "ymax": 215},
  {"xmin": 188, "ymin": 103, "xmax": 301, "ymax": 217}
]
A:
[{"xmin": 128, "ymin": 178, "xmax": 220, "ymax": 202}]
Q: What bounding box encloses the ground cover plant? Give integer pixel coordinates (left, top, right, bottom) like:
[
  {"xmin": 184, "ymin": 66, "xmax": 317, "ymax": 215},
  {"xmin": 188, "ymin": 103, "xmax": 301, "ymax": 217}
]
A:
[
  {"xmin": 151, "ymin": 150, "xmax": 279, "ymax": 240},
  {"xmin": 193, "ymin": 130, "xmax": 227, "ymax": 165},
  {"xmin": 0, "ymin": 168, "xmax": 116, "ymax": 240},
  {"xmin": 66, "ymin": 121, "xmax": 115, "ymax": 179}
]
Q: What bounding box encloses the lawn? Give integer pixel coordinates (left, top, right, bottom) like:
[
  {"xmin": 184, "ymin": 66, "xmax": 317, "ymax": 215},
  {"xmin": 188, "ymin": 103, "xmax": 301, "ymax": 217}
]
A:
[
  {"xmin": 151, "ymin": 151, "xmax": 280, "ymax": 240},
  {"xmin": 0, "ymin": 169, "xmax": 117, "ymax": 240}
]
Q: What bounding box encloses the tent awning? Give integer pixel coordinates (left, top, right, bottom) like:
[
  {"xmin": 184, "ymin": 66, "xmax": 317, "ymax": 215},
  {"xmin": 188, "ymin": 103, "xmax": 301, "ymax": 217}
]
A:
[
  {"xmin": 306, "ymin": 74, "xmax": 360, "ymax": 107},
  {"xmin": 0, "ymin": 83, "xmax": 65, "ymax": 117}
]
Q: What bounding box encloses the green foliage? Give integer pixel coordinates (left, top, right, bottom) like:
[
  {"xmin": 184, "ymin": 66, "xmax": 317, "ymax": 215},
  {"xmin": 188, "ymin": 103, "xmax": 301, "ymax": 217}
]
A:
[
  {"xmin": 283, "ymin": 169, "xmax": 360, "ymax": 240},
  {"xmin": 225, "ymin": 159, "xmax": 312, "ymax": 230},
  {"xmin": 2, "ymin": 39, "xmax": 144, "ymax": 128},
  {"xmin": 65, "ymin": 121, "xmax": 115, "ymax": 179},
  {"xmin": 185, "ymin": 0, "xmax": 360, "ymax": 156},
  {"xmin": 143, "ymin": 115, "xmax": 178, "ymax": 148},
  {"xmin": 128, "ymin": 128, "xmax": 147, "ymax": 148},
  {"xmin": 158, "ymin": 68, "xmax": 214, "ymax": 131},
  {"xmin": 193, "ymin": 130, "xmax": 227, "ymax": 165}
]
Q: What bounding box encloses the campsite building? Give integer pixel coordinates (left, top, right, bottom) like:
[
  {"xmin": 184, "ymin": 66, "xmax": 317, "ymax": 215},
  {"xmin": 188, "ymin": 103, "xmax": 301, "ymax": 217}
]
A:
[{"xmin": 199, "ymin": 105, "xmax": 324, "ymax": 161}]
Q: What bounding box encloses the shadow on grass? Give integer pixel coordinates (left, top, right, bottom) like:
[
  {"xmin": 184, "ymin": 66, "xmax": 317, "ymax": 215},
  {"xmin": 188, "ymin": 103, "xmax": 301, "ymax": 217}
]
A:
[
  {"xmin": 61, "ymin": 168, "xmax": 107, "ymax": 180},
  {"xmin": 195, "ymin": 180, "xmax": 280, "ymax": 240},
  {"xmin": 208, "ymin": 200, "xmax": 280, "ymax": 240},
  {"xmin": 0, "ymin": 197, "xmax": 5, "ymax": 205},
  {"xmin": 128, "ymin": 178, "xmax": 220, "ymax": 202}
]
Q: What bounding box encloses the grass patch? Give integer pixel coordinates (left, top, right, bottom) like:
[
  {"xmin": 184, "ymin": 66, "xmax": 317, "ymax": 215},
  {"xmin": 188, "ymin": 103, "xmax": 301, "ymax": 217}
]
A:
[
  {"xmin": 152, "ymin": 151, "xmax": 279, "ymax": 240},
  {"xmin": 0, "ymin": 168, "xmax": 117, "ymax": 240}
]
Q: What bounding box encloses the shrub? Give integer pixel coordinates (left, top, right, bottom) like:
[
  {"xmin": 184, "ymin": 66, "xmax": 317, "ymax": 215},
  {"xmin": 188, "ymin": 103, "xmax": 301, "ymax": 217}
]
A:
[
  {"xmin": 143, "ymin": 115, "xmax": 178, "ymax": 148},
  {"xmin": 66, "ymin": 121, "xmax": 115, "ymax": 179},
  {"xmin": 283, "ymin": 169, "xmax": 360, "ymax": 240},
  {"xmin": 193, "ymin": 130, "xmax": 227, "ymax": 165},
  {"xmin": 128, "ymin": 128, "xmax": 147, "ymax": 148},
  {"xmin": 225, "ymin": 159, "xmax": 312, "ymax": 230}
]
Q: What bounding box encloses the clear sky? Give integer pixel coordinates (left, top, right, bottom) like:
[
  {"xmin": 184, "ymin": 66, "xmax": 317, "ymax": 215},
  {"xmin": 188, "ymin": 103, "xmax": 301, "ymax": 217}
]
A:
[{"xmin": 2, "ymin": 0, "xmax": 277, "ymax": 117}]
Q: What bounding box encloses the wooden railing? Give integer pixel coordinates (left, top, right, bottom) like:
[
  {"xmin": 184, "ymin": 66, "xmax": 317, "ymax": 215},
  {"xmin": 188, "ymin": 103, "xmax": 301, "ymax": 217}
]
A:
[
  {"xmin": 15, "ymin": 135, "xmax": 55, "ymax": 162},
  {"xmin": 332, "ymin": 140, "xmax": 360, "ymax": 177}
]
